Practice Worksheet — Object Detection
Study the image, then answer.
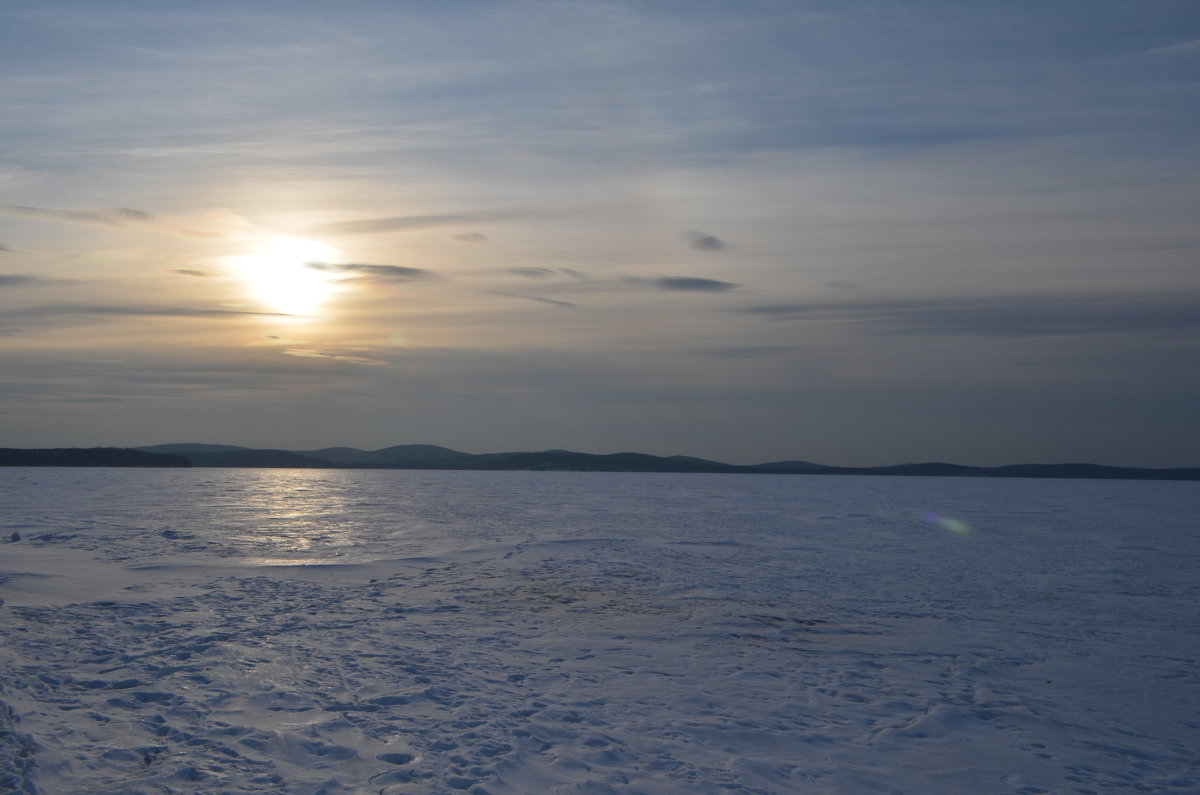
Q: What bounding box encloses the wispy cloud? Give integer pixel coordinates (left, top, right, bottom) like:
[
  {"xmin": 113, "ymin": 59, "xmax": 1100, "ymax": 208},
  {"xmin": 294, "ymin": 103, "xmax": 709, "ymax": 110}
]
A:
[
  {"xmin": 684, "ymin": 230, "xmax": 729, "ymax": 251},
  {"xmin": 110, "ymin": 207, "xmax": 156, "ymax": 224},
  {"xmin": 283, "ymin": 348, "xmax": 387, "ymax": 366},
  {"xmin": 487, "ymin": 291, "xmax": 577, "ymax": 308},
  {"xmin": 509, "ymin": 267, "xmax": 589, "ymax": 281},
  {"xmin": 0, "ymin": 204, "xmax": 157, "ymax": 227},
  {"xmin": 305, "ymin": 262, "xmax": 435, "ymax": 283},
  {"xmin": 625, "ymin": 276, "xmax": 739, "ymax": 293},
  {"xmin": 692, "ymin": 345, "xmax": 802, "ymax": 359},
  {"xmin": 510, "ymin": 267, "xmax": 557, "ymax": 279},
  {"xmin": 169, "ymin": 268, "xmax": 218, "ymax": 278},
  {"xmin": 736, "ymin": 293, "xmax": 1200, "ymax": 336},
  {"xmin": 825, "ymin": 280, "xmax": 864, "ymax": 291},
  {"xmin": 0, "ymin": 303, "xmax": 293, "ymax": 320},
  {"xmin": 56, "ymin": 396, "xmax": 125, "ymax": 404},
  {"xmin": 1149, "ymin": 39, "xmax": 1200, "ymax": 55},
  {"xmin": 311, "ymin": 211, "xmax": 530, "ymax": 236},
  {"xmin": 0, "ymin": 347, "xmax": 385, "ymax": 404},
  {"xmin": 116, "ymin": 306, "xmax": 293, "ymax": 318},
  {"xmin": 312, "ymin": 214, "xmax": 473, "ymax": 236},
  {"xmin": 0, "ymin": 273, "xmax": 41, "ymax": 286}
]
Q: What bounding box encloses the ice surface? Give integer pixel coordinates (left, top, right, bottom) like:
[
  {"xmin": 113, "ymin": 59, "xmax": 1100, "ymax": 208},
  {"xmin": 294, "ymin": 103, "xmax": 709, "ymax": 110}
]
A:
[{"xmin": 1, "ymin": 468, "xmax": 1198, "ymax": 793}]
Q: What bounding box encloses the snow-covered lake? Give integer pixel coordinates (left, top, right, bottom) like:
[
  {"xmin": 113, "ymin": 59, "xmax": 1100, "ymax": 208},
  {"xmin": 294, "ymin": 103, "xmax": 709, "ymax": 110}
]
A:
[{"xmin": 1, "ymin": 468, "xmax": 1197, "ymax": 794}]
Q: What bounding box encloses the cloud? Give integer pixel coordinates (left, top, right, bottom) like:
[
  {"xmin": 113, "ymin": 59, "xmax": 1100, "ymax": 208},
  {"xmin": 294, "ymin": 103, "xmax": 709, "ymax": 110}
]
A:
[
  {"xmin": 305, "ymin": 262, "xmax": 435, "ymax": 283},
  {"xmin": 323, "ymin": 388, "xmax": 380, "ymax": 398},
  {"xmin": 110, "ymin": 207, "xmax": 157, "ymax": 224},
  {"xmin": 0, "ymin": 204, "xmax": 157, "ymax": 227},
  {"xmin": 283, "ymin": 348, "xmax": 387, "ymax": 366},
  {"xmin": 1149, "ymin": 39, "xmax": 1200, "ymax": 55},
  {"xmin": 1, "ymin": 204, "xmax": 117, "ymax": 226},
  {"xmin": 249, "ymin": 335, "xmax": 309, "ymax": 347},
  {"xmin": 825, "ymin": 280, "xmax": 864, "ymax": 291},
  {"xmin": 738, "ymin": 304, "xmax": 815, "ymax": 316},
  {"xmin": 735, "ymin": 293, "xmax": 1200, "ymax": 336},
  {"xmin": 0, "ymin": 273, "xmax": 40, "ymax": 286},
  {"xmin": 685, "ymin": 230, "xmax": 729, "ymax": 251},
  {"xmin": 312, "ymin": 209, "xmax": 538, "ymax": 236},
  {"xmin": 625, "ymin": 276, "xmax": 739, "ymax": 292},
  {"xmin": 56, "ymin": 396, "xmax": 125, "ymax": 404},
  {"xmin": 487, "ymin": 291, "xmax": 577, "ymax": 308},
  {"xmin": 0, "ymin": 303, "xmax": 293, "ymax": 321},
  {"xmin": 312, "ymin": 214, "xmax": 472, "ymax": 235},
  {"xmin": 508, "ymin": 267, "xmax": 590, "ymax": 282},
  {"xmin": 313, "ymin": 211, "xmax": 533, "ymax": 236},
  {"xmin": 509, "ymin": 267, "xmax": 556, "ymax": 279},
  {"xmin": 0, "ymin": 347, "xmax": 389, "ymax": 398},
  {"xmin": 117, "ymin": 306, "xmax": 293, "ymax": 318},
  {"xmin": 0, "ymin": 243, "xmax": 15, "ymax": 253},
  {"xmin": 524, "ymin": 295, "xmax": 578, "ymax": 308},
  {"xmin": 693, "ymin": 345, "xmax": 801, "ymax": 359},
  {"xmin": 169, "ymin": 268, "xmax": 217, "ymax": 278}
]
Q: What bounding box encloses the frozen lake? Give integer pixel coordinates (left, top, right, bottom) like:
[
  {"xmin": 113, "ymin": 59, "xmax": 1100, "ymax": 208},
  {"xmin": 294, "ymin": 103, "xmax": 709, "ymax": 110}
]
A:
[{"xmin": 1, "ymin": 468, "xmax": 1198, "ymax": 793}]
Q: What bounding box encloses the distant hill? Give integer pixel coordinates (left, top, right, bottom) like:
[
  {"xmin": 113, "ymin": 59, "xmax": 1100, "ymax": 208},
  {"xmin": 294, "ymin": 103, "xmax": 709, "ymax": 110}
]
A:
[
  {"xmin": 9, "ymin": 443, "xmax": 1198, "ymax": 481},
  {"xmin": 990, "ymin": 463, "xmax": 1200, "ymax": 481},
  {"xmin": 287, "ymin": 446, "xmax": 375, "ymax": 464},
  {"xmin": 756, "ymin": 460, "xmax": 835, "ymax": 472},
  {"xmin": 135, "ymin": 443, "xmax": 250, "ymax": 455},
  {"xmin": 183, "ymin": 449, "xmax": 333, "ymax": 468},
  {"xmin": 773, "ymin": 462, "xmax": 1200, "ymax": 481},
  {"xmin": 292, "ymin": 444, "xmax": 471, "ymax": 466},
  {"xmin": 856, "ymin": 462, "xmax": 983, "ymax": 477},
  {"xmin": 455, "ymin": 450, "xmax": 750, "ymax": 473},
  {"xmin": 0, "ymin": 447, "xmax": 189, "ymax": 468},
  {"xmin": 667, "ymin": 454, "xmax": 740, "ymax": 468}
]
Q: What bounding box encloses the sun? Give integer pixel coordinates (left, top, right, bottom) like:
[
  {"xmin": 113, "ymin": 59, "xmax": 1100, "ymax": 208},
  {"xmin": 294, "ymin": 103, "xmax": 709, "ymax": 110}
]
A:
[{"xmin": 228, "ymin": 236, "xmax": 344, "ymax": 316}]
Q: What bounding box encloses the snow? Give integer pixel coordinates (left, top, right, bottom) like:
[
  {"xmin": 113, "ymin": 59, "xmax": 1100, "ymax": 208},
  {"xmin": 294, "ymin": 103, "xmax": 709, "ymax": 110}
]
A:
[{"xmin": 1, "ymin": 468, "xmax": 1198, "ymax": 794}]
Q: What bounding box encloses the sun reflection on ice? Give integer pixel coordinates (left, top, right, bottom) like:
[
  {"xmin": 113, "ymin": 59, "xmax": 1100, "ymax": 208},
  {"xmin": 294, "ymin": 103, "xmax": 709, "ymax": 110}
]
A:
[{"xmin": 229, "ymin": 470, "xmax": 360, "ymax": 564}]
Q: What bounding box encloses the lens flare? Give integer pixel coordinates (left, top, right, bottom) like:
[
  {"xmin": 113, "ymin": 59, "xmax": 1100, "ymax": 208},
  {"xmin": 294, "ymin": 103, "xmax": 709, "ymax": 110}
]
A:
[{"xmin": 922, "ymin": 511, "xmax": 971, "ymax": 535}]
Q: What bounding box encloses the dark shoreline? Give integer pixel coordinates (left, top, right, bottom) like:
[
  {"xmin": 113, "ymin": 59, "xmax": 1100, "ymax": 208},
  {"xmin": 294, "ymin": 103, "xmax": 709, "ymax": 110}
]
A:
[{"xmin": 2, "ymin": 446, "xmax": 1197, "ymax": 481}]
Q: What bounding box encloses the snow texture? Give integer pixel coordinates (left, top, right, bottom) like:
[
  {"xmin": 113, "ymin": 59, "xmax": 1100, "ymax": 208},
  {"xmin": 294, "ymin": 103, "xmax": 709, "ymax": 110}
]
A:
[{"xmin": 1, "ymin": 468, "xmax": 1198, "ymax": 794}]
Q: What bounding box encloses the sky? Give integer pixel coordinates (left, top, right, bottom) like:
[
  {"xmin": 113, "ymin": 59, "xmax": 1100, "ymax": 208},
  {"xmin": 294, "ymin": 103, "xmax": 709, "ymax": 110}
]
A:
[{"xmin": 2, "ymin": 1, "xmax": 1199, "ymax": 467}]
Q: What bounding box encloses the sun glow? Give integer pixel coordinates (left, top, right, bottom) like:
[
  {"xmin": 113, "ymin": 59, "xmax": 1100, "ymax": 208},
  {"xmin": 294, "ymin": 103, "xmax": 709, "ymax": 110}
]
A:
[{"xmin": 229, "ymin": 236, "xmax": 344, "ymax": 316}]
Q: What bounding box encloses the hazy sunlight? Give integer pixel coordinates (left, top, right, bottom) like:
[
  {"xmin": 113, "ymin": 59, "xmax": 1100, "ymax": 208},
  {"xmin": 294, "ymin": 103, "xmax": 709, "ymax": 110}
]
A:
[{"xmin": 229, "ymin": 236, "xmax": 344, "ymax": 316}]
